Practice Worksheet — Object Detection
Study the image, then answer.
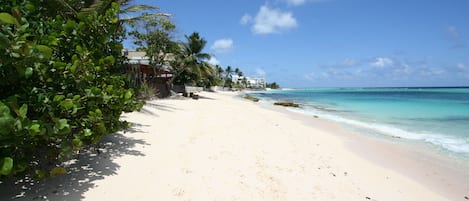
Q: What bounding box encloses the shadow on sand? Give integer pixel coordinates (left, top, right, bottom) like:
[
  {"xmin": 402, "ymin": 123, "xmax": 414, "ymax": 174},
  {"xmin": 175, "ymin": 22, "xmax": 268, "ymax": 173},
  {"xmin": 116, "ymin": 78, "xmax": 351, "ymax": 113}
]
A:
[{"xmin": 0, "ymin": 124, "xmax": 149, "ymax": 201}]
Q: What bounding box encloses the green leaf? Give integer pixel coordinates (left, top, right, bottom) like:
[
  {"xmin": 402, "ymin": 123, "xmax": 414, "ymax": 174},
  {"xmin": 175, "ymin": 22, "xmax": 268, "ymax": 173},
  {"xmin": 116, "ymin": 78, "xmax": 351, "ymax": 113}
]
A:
[
  {"xmin": 53, "ymin": 95, "xmax": 65, "ymax": 102},
  {"xmin": 29, "ymin": 123, "xmax": 40, "ymax": 135},
  {"xmin": 64, "ymin": 20, "xmax": 77, "ymax": 33},
  {"xmin": 124, "ymin": 90, "xmax": 132, "ymax": 100},
  {"xmin": 56, "ymin": 119, "xmax": 71, "ymax": 135},
  {"xmin": 0, "ymin": 157, "xmax": 13, "ymax": 175},
  {"xmin": 0, "ymin": 101, "xmax": 10, "ymax": 115},
  {"xmin": 35, "ymin": 170, "xmax": 46, "ymax": 179},
  {"xmin": 83, "ymin": 128, "xmax": 92, "ymax": 136},
  {"xmin": 25, "ymin": 67, "xmax": 33, "ymax": 78},
  {"xmin": 0, "ymin": 13, "xmax": 18, "ymax": 25},
  {"xmin": 72, "ymin": 138, "xmax": 82, "ymax": 148},
  {"xmin": 0, "ymin": 114, "xmax": 14, "ymax": 135},
  {"xmin": 25, "ymin": 4, "xmax": 35, "ymax": 11},
  {"xmin": 36, "ymin": 45, "xmax": 52, "ymax": 59},
  {"xmin": 18, "ymin": 104, "xmax": 27, "ymax": 118},
  {"xmin": 11, "ymin": 52, "xmax": 20, "ymax": 58},
  {"xmin": 60, "ymin": 100, "xmax": 74, "ymax": 110},
  {"xmin": 50, "ymin": 167, "xmax": 66, "ymax": 177},
  {"xmin": 57, "ymin": 119, "xmax": 69, "ymax": 130},
  {"xmin": 103, "ymin": 56, "xmax": 115, "ymax": 66},
  {"xmin": 70, "ymin": 61, "xmax": 78, "ymax": 73}
]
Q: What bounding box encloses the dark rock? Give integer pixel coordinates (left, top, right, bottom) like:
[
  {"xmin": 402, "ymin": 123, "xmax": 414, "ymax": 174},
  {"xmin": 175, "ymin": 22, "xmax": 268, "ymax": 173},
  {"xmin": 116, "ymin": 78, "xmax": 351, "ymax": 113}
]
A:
[
  {"xmin": 274, "ymin": 101, "xmax": 300, "ymax": 107},
  {"xmin": 243, "ymin": 95, "xmax": 259, "ymax": 102}
]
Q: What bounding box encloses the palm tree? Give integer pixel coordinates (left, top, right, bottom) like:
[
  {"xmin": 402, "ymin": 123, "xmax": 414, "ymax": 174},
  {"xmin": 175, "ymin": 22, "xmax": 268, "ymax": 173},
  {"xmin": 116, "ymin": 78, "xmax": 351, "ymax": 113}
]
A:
[
  {"xmin": 234, "ymin": 68, "xmax": 241, "ymax": 77},
  {"xmin": 224, "ymin": 66, "xmax": 233, "ymax": 88},
  {"xmin": 215, "ymin": 65, "xmax": 224, "ymax": 86},
  {"xmin": 171, "ymin": 32, "xmax": 213, "ymax": 86},
  {"xmin": 225, "ymin": 66, "xmax": 233, "ymax": 79},
  {"xmin": 215, "ymin": 65, "xmax": 224, "ymax": 78}
]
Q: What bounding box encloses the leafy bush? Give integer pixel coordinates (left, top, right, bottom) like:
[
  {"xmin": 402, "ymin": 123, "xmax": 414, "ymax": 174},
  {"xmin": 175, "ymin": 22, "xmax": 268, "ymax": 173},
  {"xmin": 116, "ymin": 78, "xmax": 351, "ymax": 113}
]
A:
[
  {"xmin": 266, "ymin": 82, "xmax": 280, "ymax": 89},
  {"xmin": 0, "ymin": 1, "xmax": 143, "ymax": 178}
]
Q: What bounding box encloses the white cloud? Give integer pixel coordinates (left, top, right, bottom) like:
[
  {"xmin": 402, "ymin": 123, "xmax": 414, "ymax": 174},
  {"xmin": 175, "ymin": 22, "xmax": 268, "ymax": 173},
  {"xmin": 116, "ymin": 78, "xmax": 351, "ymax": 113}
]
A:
[
  {"xmin": 256, "ymin": 68, "xmax": 266, "ymax": 76},
  {"xmin": 211, "ymin": 38, "xmax": 234, "ymax": 53},
  {"xmin": 285, "ymin": 0, "xmax": 325, "ymax": 6},
  {"xmin": 207, "ymin": 57, "xmax": 220, "ymax": 65},
  {"xmin": 456, "ymin": 63, "xmax": 469, "ymax": 76},
  {"xmin": 370, "ymin": 57, "xmax": 393, "ymax": 68},
  {"xmin": 286, "ymin": 0, "xmax": 307, "ymax": 6},
  {"xmin": 249, "ymin": 5, "xmax": 298, "ymax": 34},
  {"xmin": 240, "ymin": 14, "xmax": 252, "ymax": 25}
]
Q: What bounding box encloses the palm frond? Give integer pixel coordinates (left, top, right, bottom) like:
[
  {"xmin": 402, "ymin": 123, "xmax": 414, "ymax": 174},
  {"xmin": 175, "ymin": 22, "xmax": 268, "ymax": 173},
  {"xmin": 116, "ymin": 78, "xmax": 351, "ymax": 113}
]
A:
[
  {"xmin": 196, "ymin": 53, "xmax": 211, "ymax": 60},
  {"xmin": 122, "ymin": 5, "xmax": 159, "ymax": 13},
  {"xmin": 79, "ymin": 0, "xmax": 105, "ymax": 13},
  {"xmin": 121, "ymin": 13, "xmax": 170, "ymax": 25}
]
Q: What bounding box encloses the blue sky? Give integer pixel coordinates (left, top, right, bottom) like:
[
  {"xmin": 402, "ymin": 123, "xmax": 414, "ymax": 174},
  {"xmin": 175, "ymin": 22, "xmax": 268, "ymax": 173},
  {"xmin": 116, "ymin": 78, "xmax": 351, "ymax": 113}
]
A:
[{"xmin": 128, "ymin": 0, "xmax": 469, "ymax": 88}]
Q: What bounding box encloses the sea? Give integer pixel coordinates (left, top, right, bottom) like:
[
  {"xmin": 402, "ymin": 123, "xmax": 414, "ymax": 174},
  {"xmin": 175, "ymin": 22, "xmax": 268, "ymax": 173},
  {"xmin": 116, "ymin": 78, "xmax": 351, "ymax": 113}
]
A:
[{"xmin": 249, "ymin": 87, "xmax": 469, "ymax": 160}]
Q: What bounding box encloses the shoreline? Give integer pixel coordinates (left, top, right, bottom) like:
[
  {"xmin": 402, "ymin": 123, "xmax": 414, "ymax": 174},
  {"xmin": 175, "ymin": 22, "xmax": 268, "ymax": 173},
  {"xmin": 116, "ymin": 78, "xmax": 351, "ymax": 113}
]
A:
[
  {"xmin": 1, "ymin": 91, "xmax": 467, "ymax": 200},
  {"xmin": 252, "ymin": 95, "xmax": 469, "ymax": 200}
]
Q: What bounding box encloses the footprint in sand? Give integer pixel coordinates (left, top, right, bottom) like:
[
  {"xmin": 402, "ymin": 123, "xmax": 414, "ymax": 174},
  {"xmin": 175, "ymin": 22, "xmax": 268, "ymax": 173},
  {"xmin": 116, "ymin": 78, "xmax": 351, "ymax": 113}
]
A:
[{"xmin": 172, "ymin": 187, "xmax": 185, "ymax": 197}]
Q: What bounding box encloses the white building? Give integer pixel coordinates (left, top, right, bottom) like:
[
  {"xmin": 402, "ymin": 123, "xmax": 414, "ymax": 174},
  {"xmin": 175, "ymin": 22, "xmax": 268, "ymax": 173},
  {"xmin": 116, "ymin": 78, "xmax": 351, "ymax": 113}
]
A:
[
  {"xmin": 123, "ymin": 50, "xmax": 175, "ymax": 66},
  {"xmin": 231, "ymin": 75, "xmax": 266, "ymax": 89}
]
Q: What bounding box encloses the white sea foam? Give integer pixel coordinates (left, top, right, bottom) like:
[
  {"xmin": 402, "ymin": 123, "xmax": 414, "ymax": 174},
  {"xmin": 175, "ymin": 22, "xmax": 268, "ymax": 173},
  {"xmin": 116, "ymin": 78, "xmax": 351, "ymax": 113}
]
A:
[{"xmin": 287, "ymin": 107, "xmax": 469, "ymax": 154}]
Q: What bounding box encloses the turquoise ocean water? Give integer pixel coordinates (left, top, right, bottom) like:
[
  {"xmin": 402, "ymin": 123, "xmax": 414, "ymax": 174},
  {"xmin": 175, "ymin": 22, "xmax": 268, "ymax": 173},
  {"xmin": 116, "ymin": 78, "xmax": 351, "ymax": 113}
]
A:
[{"xmin": 250, "ymin": 87, "xmax": 469, "ymax": 159}]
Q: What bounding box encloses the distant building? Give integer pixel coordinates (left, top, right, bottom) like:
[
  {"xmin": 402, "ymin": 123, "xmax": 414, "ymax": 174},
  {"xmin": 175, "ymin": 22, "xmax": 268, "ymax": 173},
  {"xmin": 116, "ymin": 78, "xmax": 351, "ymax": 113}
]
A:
[
  {"xmin": 231, "ymin": 75, "xmax": 266, "ymax": 89},
  {"xmin": 125, "ymin": 50, "xmax": 149, "ymax": 64},
  {"xmin": 123, "ymin": 49, "xmax": 175, "ymax": 66},
  {"xmin": 123, "ymin": 50, "xmax": 173, "ymax": 97}
]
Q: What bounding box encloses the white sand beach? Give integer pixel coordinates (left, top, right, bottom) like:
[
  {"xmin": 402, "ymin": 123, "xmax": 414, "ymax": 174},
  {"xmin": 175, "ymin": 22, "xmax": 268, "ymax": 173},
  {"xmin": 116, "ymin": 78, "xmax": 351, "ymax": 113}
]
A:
[{"xmin": 1, "ymin": 91, "xmax": 468, "ymax": 201}]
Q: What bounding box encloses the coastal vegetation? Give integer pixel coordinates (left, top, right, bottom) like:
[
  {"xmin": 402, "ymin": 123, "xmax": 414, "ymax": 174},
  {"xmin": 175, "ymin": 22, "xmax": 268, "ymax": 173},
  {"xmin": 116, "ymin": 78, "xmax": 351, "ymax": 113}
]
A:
[
  {"xmin": 0, "ymin": 0, "xmax": 145, "ymax": 178},
  {"xmin": 128, "ymin": 12, "xmax": 278, "ymax": 91},
  {"xmin": 0, "ymin": 0, "xmax": 278, "ymax": 179},
  {"xmin": 130, "ymin": 22, "xmax": 251, "ymax": 91},
  {"xmin": 266, "ymin": 82, "xmax": 280, "ymax": 89}
]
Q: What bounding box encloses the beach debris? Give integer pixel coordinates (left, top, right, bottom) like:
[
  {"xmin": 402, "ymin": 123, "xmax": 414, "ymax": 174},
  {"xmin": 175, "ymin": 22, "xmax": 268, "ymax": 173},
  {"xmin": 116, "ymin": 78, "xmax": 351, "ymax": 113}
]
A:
[
  {"xmin": 464, "ymin": 196, "xmax": 468, "ymax": 200},
  {"xmin": 274, "ymin": 101, "xmax": 300, "ymax": 107},
  {"xmin": 243, "ymin": 95, "xmax": 259, "ymax": 102},
  {"xmin": 344, "ymin": 172, "xmax": 348, "ymax": 176},
  {"xmin": 313, "ymin": 115, "xmax": 319, "ymax": 118},
  {"xmin": 329, "ymin": 172, "xmax": 336, "ymax": 177},
  {"xmin": 365, "ymin": 196, "xmax": 371, "ymax": 200}
]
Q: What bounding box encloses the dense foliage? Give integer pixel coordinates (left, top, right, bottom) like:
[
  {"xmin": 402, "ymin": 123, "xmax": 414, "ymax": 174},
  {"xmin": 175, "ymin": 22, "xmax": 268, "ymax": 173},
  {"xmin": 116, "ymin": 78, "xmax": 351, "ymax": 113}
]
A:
[
  {"xmin": 0, "ymin": 0, "xmax": 142, "ymax": 178},
  {"xmin": 266, "ymin": 82, "xmax": 280, "ymax": 89},
  {"xmin": 173, "ymin": 32, "xmax": 214, "ymax": 87}
]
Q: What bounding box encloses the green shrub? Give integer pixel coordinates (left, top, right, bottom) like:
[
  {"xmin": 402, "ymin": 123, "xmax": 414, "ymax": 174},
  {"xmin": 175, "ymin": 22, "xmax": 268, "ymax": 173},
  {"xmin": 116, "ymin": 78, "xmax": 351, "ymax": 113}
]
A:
[{"xmin": 0, "ymin": 1, "xmax": 143, "ymax": 178}]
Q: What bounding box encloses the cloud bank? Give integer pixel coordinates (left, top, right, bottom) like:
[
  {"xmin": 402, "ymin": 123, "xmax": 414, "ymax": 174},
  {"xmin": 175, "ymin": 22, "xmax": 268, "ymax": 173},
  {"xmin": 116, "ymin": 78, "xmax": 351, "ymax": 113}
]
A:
[
  {"xmin": 284, "ymin": 0, "xmax": 326, "ymax": 6},
  {"xmin": 207, "ymin": 57, "xmax": 220, "ymax": 66},
  {"xmin": 302, "ymin": 56, "xmax": 468, "ymax": 87},
  {"xmin": 211, "ymin": 38, "xmax": 234, "ymax": 53},
  {"xmin": 241, "ymin": 5, "xmax": 298, "ymax": 34}
]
